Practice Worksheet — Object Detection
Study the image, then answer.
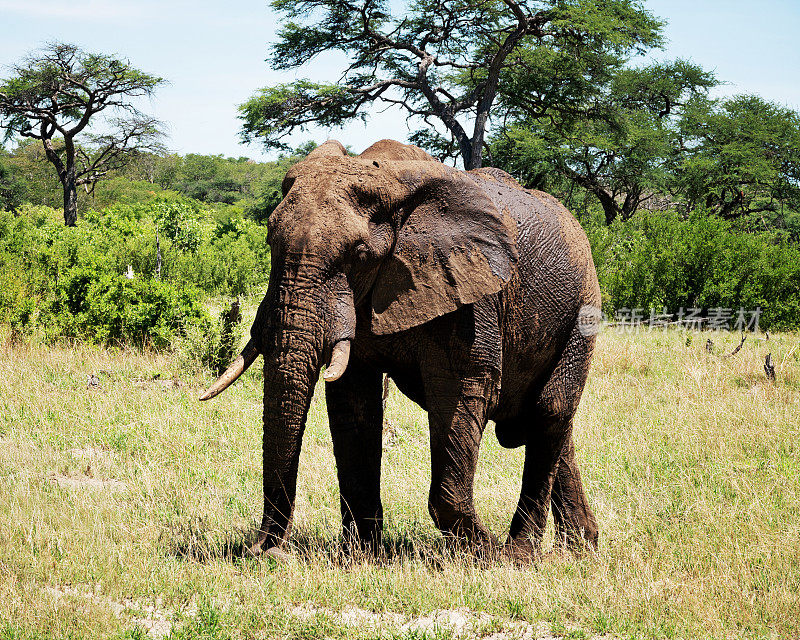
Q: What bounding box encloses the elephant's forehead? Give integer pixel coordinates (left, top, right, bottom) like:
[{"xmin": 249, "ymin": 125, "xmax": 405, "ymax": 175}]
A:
[{"xmin": 271, "ymin": 182, "xmax": 368, "ymax": 255}]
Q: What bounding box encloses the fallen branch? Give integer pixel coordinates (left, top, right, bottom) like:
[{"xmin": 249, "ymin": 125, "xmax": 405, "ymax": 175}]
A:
[{"xmin": 724, "ymin": 334, "xmax": 746, "ymax": 358}]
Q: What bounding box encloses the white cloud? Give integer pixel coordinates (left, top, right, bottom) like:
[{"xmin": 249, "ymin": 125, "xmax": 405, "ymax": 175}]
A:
[{"xmin": 0, "ymin": 0, "xmax": 143, "ymax": 21}]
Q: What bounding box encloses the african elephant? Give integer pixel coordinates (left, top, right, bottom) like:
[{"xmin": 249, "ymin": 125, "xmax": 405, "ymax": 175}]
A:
[{"xmin": 200, "ymin": 139, "xmax": 600, "ymax": 561}]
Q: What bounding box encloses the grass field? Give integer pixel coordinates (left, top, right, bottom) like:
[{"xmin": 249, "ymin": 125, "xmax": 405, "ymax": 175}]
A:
[{"xmin": 0, "ymin": 327, "xmax": 798, "ymax": 639}]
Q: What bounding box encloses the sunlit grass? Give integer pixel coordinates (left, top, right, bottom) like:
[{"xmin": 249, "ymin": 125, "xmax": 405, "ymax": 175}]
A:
[{"xmin": 0, "ymin": 328, "xmax": 798, "ymax": 638}]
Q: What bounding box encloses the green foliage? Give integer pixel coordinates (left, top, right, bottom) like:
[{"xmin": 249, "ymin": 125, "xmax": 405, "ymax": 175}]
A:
[
  {"xmin": 492, "ymin": 60, "xmax": 717, "ymax": 223},
  {"xmin": 179, "ymin": 299, "xmax": 245, "ymax": 375},
  {"xmin": 60, "ymin": 270, "xmax": 210, "ymax": 348},
  {"xmin": 152, "ymin": 197, "xmax": 202, "ymax": 252},
  {"xmin": 0, "ymin": 148, "xmax": 26, "ymax": 211},
  {"xmin": 1, "ymin": 139, "xmax": 60, "ymax": 209},
  {"xmin": 240, "ymin": 81, "xmax": 364, "ymax": 151},
  {"xmin": 675, "ymin": 95, "xmax": 800, "ymax": 226},
  {"xmin": 241, "ymin": 0, "xmax": 664, "ymax": 168},
  {"xmin": 588, "ymin": 209, "xmax": 800, "ymax": 329},
  {"xmin": 162, "ymin": 154, "xmax": 251, "ymax": 204},
  {"xmin": 1, "ymin": 140, "xmax": 311, "ymax": 223},
  {"xmin": 86, "ymin": 175, "xmax": 166, "ymax": 209},
  {"xmin": 0, "ymin": 197, "xmax": 270, "ymax": 347}
]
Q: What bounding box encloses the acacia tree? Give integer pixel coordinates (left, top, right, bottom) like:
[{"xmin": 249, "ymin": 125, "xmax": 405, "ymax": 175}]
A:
[
  {"xmin": 0, "ymin": 42, "xmax": 165, "ymax": 226},
  {"xmin": 675, "ymin": 95, "xmax": 800, "ymax": 223},
  {"xmin": 492, "ymin": 60, "xmax": 716, "ymax": 223},
  {"xmin": 240, "ymin": 0, "xmax": 663, "ymax": 169}
]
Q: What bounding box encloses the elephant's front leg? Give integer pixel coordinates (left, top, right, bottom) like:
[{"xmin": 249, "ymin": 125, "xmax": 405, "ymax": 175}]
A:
[
  {"xmin": 325, "ymin": 363, "xmax": 385, "ymax": 552},
  {"xmin": 425, "ymin": 374, "xmax": 499, "ymax": 555}
]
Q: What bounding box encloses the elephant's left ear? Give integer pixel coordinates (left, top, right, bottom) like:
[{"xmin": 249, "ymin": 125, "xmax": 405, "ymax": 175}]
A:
[{"xmin": 370, "ymin": 171, "xmax": 518, "ymax": 335}]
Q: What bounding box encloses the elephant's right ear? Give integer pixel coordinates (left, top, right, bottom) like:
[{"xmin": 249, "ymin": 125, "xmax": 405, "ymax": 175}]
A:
[{"xmin": 370, "ymin": 170, "xmax": 518, "ymax": 335}]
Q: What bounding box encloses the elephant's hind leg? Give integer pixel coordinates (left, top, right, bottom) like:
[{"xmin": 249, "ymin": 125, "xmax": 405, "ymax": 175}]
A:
[
  {"xmin": 551, "ymin": 436, "xmax": 598, "ymax": 551},
  {"xmin": 506, "ymin": 325, "xmax": 597, "ymax": 561},
  {"xmin": 506, "ymin": 419, "xmax": 570, "ymax": 560},
  {"xmin": 326, "ymin": 363, "xmax": 385, "ymax": 553}
]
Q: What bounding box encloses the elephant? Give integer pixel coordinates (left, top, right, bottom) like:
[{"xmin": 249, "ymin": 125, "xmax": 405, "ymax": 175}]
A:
[{"xmin": 200, "ymin": 139, "xmax": 601, "ymax": 561}]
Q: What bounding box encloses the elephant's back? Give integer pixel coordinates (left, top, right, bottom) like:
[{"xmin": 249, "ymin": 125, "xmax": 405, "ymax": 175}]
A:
[
  {"xmin": 467, "ymin": 168, "xmax": 598, "ymax": 312},
  {"xmin": 468, "ymin": 168, "xmax": 600, "ymax": 421}
]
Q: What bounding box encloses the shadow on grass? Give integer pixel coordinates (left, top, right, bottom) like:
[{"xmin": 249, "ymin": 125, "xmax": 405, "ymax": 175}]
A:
[{"xmin": 161, "ymin": 516, "xmax": 465, "ymax": 568}]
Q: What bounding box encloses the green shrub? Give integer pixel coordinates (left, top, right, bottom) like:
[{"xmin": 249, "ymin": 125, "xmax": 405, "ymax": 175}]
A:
[
  {"xmin": 152, "ymin": 197, "xmax": 202, "ymax": 252},
  {"xmin": 0, "ymin": 200, "xmax": 270, "ymax": 348},
  {"xmin": 74, "ymin": 275, "xmax": 210, "ymax": 348},
  {"xmin": 588, "ymin": 209, "xmax": 800, "ymax": 330}
]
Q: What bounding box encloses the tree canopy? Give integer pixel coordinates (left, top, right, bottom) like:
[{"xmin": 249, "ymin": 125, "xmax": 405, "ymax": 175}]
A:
[
  {"xmin": 239, "ymin": 0, "xmax": 664, "ymax": 169},
  {"xmin": 492, "ymin": 59, "xmax": 717, "ymax": 223},
  {"xmin": 0, "ymin": 42, "xmax": 165, "ymax": 225},
  {"xmin": 675, "ymin": 94, "xmax": 800, "ymax": 225}
]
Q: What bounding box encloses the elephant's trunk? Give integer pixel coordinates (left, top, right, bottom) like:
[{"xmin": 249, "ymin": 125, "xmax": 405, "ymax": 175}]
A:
[
  {"xmin": 255, "ymin": 296, "xmax": 325, "ymax": 550},
  {"xmin": 200, "ymin": 263, "xmax": 356, "ymax": 551}
]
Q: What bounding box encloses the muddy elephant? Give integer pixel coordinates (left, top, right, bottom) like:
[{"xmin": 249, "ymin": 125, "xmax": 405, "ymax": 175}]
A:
[{"xmin": 200, "ymin": 139, "xmax": 600, "ymax": 561}]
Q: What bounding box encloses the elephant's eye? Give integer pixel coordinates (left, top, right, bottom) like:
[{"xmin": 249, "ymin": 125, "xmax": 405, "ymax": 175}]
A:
[{"xmin": 354, "ymin": 242, "xmax": 370, "ymax": 261}]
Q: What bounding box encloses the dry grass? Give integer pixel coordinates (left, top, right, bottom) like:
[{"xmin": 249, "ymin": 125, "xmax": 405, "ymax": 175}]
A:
[{"xmin": 0, "ymin": 328, "xmax": 798, "ymax": 639}]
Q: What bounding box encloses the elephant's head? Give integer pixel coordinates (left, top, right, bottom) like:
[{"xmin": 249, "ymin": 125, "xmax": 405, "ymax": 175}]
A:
[
  {"xmin": 199, "ymin": 139, "xmax": 517, "ymax": 546},
  {"xmin": 202, "ymin": 139, "xmax": 518, "ymax": 397}
]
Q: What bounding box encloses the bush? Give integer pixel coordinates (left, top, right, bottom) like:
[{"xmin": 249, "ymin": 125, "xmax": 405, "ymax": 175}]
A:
[
  {"xmin": 588, "ymin": 209, "xmax": 800, "ymax": 330},
  {"xmin": 0, "ymin": 199, "xmax": 270, "ymax": 348},
  {"xmin": 60, "ymin": 270, "xmax": 210, "ymax": 348}
]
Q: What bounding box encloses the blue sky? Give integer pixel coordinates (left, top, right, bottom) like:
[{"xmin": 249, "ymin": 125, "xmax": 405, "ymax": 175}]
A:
[{"xmin": 1, "ymin": 0, "xmax": 798, "ymax": 161}]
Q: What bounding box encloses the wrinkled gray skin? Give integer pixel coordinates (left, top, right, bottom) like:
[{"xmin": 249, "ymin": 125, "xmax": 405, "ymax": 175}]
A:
[{"xmin": 202, "ymin": 139, "xmax": 600, "ymax": 561}]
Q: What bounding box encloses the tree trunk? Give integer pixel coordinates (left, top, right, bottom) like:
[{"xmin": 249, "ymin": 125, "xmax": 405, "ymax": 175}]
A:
[
  {"xmin": 621, "ymin": 187, "xmax": 642, "ymax": 221},
  {"xmin": 63, "ymin": 176, "xmax": 78, "ymax": 227},
  {"xmin": 560, "ymin": 165, "xmax": 621, "ymax": 225},
  {"xmin": 598, "ymin": 191, "xmax": 622, "ymax": 225},
  {"xmin": 460, "ymin": 138, "xmax": 475, "ymax": 171},
  {"xmin": 40, "ymin": 136, "xmax": 78, "ymax": 227},
  {"xmin": 466, "ymin": 127, "xmax": 484, "ymax": 170},
  {"xmin": 156, "ymin": 228, "xmax": 162, "ymax": 279}
]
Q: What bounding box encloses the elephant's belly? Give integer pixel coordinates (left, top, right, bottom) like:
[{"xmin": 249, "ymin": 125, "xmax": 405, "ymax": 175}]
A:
[{"xmin": 384, "ymin": 368, "xmax": 428, "ymax": 411}]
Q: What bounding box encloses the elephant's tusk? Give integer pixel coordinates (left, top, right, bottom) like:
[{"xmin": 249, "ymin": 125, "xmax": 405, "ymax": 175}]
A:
[
  {"xmin": 323, "ymin": 340, "xmax": 350, "ymax": 382},
  {"xmin": 199, "ymin": 339, "xmax": 260, "ymax": 400}
]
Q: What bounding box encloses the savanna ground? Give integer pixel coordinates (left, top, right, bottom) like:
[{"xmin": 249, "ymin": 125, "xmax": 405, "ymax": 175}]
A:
[{"xmin": 0, "ymin": 320, "xmax": 798, "ymax": 639}]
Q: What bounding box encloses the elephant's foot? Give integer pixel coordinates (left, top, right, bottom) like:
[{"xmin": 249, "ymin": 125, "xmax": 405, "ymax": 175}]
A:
[
  {"xmin": 246, "ymin": 533, "xmax": 266, "ymax": 557},
  {"xmin": 340, "ymin": 516, "xmax": 384, "ymax": 558},
  {"xmin": 554, "ymin": 525, "xmax": 599, "ymax": 555},
  {"xmin": 340, "ymin": 529, "xmax": 384, "ymax": 564},
  {"xmin": 246, "ymin": 538, "xmax": 293, "ymax": 563},
  {"xmin": 502, "ymin": 537, "xmax": 542, "ymax": 565},
  {"xmin": 247, "ymin": 526, "xmax": 293, "ymax": 563},
  {"xmin": 439, "ymin": 529, "xmax": 501, "ymax": 565},
  {"xmin": 265, "ymin": 546, "xmax": 292, "ymax": 563}
]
